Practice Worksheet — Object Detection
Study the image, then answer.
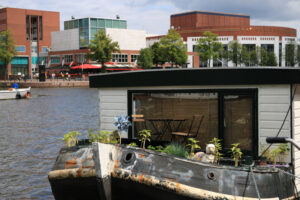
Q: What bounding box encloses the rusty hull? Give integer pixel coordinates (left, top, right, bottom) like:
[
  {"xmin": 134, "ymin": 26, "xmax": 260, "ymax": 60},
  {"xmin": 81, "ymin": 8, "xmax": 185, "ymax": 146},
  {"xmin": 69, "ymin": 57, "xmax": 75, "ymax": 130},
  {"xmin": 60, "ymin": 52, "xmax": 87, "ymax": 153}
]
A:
[{"xmin": 93, "ymin": 143, "xmax": 296, "ymax": 200}]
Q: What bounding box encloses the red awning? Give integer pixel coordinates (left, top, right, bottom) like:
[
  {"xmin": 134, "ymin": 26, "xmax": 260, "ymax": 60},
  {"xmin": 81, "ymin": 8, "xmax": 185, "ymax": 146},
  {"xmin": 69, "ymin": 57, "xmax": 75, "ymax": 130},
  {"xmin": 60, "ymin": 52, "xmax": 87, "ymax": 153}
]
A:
[{"xmin": 70, "ymin": 64, "xmax": 101, "ymax": 69}]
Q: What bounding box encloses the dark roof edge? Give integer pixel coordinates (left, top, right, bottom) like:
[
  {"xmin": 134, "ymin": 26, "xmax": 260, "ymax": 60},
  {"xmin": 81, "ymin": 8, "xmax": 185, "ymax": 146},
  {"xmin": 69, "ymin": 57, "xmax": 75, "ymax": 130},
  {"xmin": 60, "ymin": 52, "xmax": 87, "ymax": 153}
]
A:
[{"xmin": 89, "ymin": 68, "xmax": 300, "ymax": 88}]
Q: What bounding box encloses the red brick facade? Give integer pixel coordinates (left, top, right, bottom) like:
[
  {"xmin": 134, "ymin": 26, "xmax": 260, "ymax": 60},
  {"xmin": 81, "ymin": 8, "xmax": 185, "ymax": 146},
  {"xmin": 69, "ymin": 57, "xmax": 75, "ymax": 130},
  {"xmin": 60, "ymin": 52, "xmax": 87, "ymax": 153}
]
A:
[
  {"xmin": 0, "ymin": 7, "xmax": 60, "ymax": 78},
  {"xmin": 170, "ymin": 11, "xmax": 296, "ymax": 41}
]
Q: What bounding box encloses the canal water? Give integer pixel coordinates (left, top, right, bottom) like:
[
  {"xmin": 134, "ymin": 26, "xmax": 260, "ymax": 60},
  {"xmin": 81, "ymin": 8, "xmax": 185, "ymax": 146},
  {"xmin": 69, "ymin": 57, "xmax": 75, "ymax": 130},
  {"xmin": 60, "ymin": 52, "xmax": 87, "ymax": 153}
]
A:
[{"xmin": 0, "ymin": 88, "xmax": 99, "ymax": 199}]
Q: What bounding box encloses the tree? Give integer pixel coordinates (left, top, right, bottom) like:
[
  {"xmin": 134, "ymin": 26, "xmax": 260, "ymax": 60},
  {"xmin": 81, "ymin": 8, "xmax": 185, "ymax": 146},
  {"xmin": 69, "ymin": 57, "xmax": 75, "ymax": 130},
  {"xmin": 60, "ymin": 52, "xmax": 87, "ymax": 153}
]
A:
[
  {"xmin": 249, "ymin": 48, "xmax": 259, "ymax": 66},
  {"xmin": 241, "ymin": 46, "xmax": 250, "ymax": 66},
  {"xmin": 150, "ymin": 42, "xmax": 167, "ymax": 67},
  {"xmin": 228, "ymin": 40, "xmax": 242, "ymax": 67},
  {"xmin": 285, "ymin": 42, "xmax": 296, "ymax": 66},
  {"xmin": 86, "ymin": 30, "xmax": 120, "ymax": 72},
  {"xmin": 0, "ymin": 29, "xmax": 17, "ymax": 79},
  {"xmin": 267, "ymin": 52, "xmax": 277, "ymax": 66},
  {"xmin": 137, "ymin": 48, "xmax": 153, "ymax": 69},
  {"xmin": 160, "ymin": 29, "xmax": 187, "ymax": 67},
  {"xmin": 259, "ymin": 47, "xmax": 269, "ymax": 66},
  {"xmin": 196, "ymin": 31, "xmax": 223, "ymax": 67}
]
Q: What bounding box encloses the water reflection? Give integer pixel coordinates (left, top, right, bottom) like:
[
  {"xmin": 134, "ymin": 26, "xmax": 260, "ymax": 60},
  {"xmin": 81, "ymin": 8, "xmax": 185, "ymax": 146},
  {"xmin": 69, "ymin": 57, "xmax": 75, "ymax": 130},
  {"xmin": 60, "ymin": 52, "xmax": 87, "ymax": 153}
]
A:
[{"xmin": 0, "ymin": 88, "xmax": 99, "ymax": 199}]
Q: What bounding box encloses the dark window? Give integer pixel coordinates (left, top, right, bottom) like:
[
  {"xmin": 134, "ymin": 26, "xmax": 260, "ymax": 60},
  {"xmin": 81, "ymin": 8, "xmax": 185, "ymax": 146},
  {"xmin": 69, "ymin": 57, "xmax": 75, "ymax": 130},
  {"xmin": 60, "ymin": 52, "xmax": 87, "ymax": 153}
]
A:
[
  {"xmin": 31, "ymin": 16, "xmax": 38, "ymax": 41},
  {"xmin": 129, "ymin": 89, "xmax": 257, "ymax": 156},
  {"xmin": 26, "ymin": 15, "xmax": 30, "ymax": 40},
  {"xmin": 39, "ymin": 16, "xmax": 42, "ymax": 40}
]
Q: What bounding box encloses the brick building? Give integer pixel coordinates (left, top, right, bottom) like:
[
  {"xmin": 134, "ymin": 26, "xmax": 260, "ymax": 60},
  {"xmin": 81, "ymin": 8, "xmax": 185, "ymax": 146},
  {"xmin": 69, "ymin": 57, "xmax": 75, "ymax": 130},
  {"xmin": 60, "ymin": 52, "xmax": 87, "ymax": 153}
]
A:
[
  {"xmin": 147, "ymin": 11, "xmax": 298, "ymax": 68},
  {"xmin": 0, "ymin": 7, "xmax": 59, "ymax": 79}
]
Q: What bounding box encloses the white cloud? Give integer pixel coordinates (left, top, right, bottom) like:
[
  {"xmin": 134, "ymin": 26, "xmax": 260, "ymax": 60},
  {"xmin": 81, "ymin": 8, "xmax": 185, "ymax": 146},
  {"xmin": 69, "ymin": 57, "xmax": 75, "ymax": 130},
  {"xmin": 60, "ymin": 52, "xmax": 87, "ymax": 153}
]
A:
[{"xmin": 1, "ymin": 0, "xmax": 299, "ymax": 36}]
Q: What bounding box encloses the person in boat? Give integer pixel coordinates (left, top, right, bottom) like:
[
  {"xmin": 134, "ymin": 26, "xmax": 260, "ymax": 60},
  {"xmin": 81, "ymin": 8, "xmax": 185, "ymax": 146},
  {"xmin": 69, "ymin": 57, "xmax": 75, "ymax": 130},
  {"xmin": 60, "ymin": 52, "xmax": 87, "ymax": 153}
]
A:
[
  {"xmin": 193, "ymin": 144, "xmax": 215, "ymax": 163},
  {"xmin": 12, "ymin": 82, "xmax": 19, "ymax": 89}
]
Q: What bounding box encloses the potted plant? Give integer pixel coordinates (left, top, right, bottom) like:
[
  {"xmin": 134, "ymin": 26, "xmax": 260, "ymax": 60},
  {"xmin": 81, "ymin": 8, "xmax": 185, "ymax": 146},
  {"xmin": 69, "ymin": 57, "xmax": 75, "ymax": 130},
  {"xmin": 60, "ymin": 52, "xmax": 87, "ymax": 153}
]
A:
[
  {"xmin": 229, "ymin": 143, "xmax": 243, "ymax": 167},
  {"xmin": 62, "ymin": 131, "xmax": 81, "ymax": 147},
  {"xmin": 138, "ymin": 129, "xmax": 152, "ymax": 149},
  {"xmin": 209, "ymin": 137, "xmax": 223, "ymax": 164},
  {"xmin": 186, "ymin": 138, "xmax": 201, "ymax": 158}
]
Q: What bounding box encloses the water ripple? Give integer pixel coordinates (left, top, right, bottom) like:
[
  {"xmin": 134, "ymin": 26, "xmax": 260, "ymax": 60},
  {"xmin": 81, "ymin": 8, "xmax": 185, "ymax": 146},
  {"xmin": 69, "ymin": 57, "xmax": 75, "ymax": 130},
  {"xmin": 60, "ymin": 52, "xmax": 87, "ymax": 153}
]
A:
[{"xmin": 0, "ymin": 88, "xmax": 99, "ymax": 199}]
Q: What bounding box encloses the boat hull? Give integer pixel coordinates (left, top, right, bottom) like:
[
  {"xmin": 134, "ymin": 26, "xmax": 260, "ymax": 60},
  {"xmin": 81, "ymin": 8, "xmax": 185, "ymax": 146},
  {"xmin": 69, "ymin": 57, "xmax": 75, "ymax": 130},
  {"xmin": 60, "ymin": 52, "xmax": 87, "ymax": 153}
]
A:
[
  {"xmin": 93, "ymin": 143, "xmax": 295, "ymax": 200},
  {"xmin": 48, "ymin": 143, "xmax": 296, "ymax": 200},
  {"xmin": 0, "ymin": 87, "xmax": 31, "ymax": 100}
]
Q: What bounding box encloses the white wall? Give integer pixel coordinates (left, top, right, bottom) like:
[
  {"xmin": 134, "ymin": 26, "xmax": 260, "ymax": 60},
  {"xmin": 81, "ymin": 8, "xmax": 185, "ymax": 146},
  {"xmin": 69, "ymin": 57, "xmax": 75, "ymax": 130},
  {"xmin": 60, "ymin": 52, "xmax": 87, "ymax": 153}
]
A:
[
  {"xmin": 106, "ymin": 28, "xmax": 146, "ymax": 51},
  {"xmin": 51, "ymin": 29, "xmax": 79, "ymax": 51},
  {"xmin": 293, "ymin": 85, "xmax": 300, "ymax": 190},
  {"xmin": 99, "ymin": 84, "xmax": 291, "ymax": 158}
]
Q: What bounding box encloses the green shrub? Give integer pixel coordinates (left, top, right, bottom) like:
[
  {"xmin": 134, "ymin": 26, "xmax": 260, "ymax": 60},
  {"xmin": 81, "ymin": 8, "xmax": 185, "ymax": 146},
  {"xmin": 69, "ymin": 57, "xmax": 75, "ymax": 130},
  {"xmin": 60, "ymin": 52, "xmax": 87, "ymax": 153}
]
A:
[
  {"xmin": 128, "ymin": 142, "xmax": 138, "ymax": 147},
  {"xmin": 62, "ymin": 131, "xmax": 81, "ymax": 147},
  {"xmin": 164, "ymin": 143, "xmax": 189, "ymax": 158},
  {"xmin": 88, "ymin": 130, "xmax": 118, "ymax": 144}
]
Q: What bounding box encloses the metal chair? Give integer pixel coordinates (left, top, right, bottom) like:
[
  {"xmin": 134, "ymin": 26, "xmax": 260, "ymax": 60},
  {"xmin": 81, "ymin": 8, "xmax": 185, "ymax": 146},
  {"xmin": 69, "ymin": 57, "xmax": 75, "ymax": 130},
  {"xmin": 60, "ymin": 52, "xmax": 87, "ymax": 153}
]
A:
[
  {"xmin": 171, "ymin": 115, "xmax": 204, "ymax": 143},
  {"xmin": 131, "ymin": 114, "xmax": 147, "ymax": 137}
]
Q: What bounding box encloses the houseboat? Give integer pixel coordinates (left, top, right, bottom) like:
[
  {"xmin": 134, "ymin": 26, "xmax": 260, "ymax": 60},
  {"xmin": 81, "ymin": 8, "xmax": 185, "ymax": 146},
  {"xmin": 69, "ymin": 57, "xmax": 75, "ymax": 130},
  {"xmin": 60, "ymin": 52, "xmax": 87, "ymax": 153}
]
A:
[{"xmin": 49, "ymin": 68, "xmax": 300, "ymax": 199}]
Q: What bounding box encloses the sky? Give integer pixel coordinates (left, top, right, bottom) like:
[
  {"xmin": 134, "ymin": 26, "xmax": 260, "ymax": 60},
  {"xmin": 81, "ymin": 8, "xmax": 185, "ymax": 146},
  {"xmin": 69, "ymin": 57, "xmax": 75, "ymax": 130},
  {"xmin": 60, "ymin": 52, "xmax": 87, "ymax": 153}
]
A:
[{"xmin": 1, "ymin": 0, "xmax": 300, "ymax": 36}]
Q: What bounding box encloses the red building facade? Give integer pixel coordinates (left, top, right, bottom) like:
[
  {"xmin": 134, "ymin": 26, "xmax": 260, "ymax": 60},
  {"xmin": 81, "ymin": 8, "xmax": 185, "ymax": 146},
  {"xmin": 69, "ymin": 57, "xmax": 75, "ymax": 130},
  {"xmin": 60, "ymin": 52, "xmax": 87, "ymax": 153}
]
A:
[{"xmin": 0, "ymin": 7, "xmax": 59, "ymax": 79}]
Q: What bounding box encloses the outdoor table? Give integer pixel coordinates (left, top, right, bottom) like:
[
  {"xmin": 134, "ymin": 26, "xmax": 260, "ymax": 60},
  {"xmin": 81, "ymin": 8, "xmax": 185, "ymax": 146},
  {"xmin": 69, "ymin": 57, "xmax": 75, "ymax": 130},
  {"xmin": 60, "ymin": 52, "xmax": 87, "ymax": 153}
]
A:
[{"xmin": 147, "ymin": 118, "xmax": 186, "ymax": 140}]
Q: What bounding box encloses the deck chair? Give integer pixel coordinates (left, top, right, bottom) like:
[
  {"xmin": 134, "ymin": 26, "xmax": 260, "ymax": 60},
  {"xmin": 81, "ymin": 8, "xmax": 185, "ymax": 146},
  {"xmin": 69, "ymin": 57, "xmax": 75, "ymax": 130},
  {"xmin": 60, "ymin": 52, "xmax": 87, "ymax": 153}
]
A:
[
  {"xmin": 131, "ymin": 114, "xmax": 147, "ymax": 137},
  {"xmin": 171, "ymin": 115, "xmax": 204, "ymax": 143}
]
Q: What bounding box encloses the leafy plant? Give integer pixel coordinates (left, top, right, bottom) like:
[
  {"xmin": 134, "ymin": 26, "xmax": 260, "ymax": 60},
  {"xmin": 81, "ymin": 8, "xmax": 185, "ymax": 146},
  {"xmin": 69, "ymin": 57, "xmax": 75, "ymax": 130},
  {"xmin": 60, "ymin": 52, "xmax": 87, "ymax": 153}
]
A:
[
  {"xmin": 88, "ymin": 130, "xmax": 118, "ymax": 144},
  {"xmin": 164, "ymin": 143, "xmax": 189, "ymax": 158},
  {"xmin": 128, "ymin": 142, "xmax": 138, "ymax": 147},
  {"xmin": 209, "ymin": 137, "xmax": 223, "ymax": 164},
  {"xmin": 271, "ymin": 144, "xmax": 290, "ymax": 166},
  {"xmin": 155, "ymin": 145, "xmax": 164, "ymax": 152},
  {"xmin": 229, "ymin": 143, "xmax": 243, "ymax": 167},
  {"xmin": 62, "ymin": 131, "xmax": 81, "ymax": 147},
  {"xmin": 138, "ymin": 129, "xmax": 151, "ymax": 149},
  {"xmin": 186, "ymin": 138, "xmax": 201, "ymax": 158},
  {"xmin": 270, "ymin": 148, "xmax": 281, "ymax": 167},
  {"xmin": 147, "ymin": 145, "xmax": 156, "ymax": 150}
]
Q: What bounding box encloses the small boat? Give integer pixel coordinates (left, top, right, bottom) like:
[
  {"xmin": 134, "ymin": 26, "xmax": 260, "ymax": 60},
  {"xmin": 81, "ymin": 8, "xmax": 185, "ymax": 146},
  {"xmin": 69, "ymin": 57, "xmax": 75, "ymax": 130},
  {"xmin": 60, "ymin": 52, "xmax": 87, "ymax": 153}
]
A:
[
  {"xmin": 48, "ymin": 142, "xmax": 296, "ymax": 200},
  {"xmin": 0, "ymin": 87, "xmax": 31, "ymax": 100}
]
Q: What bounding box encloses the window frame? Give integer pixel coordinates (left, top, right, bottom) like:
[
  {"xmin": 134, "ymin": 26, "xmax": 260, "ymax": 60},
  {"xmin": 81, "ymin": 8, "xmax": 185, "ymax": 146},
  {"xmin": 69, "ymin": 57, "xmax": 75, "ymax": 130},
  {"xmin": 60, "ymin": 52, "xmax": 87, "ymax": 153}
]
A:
[{"xmin": 128, "ymin": 88, "xmax": 258, "ymax": 157}]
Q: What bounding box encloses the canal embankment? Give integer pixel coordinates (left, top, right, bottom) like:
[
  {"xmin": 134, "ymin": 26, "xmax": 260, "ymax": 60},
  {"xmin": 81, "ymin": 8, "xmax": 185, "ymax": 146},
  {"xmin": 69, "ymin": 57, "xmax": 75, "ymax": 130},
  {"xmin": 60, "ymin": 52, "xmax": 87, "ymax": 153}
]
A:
[{"xmin": 0, "ymin": 79, "xmax": 89, "ymax": 88}]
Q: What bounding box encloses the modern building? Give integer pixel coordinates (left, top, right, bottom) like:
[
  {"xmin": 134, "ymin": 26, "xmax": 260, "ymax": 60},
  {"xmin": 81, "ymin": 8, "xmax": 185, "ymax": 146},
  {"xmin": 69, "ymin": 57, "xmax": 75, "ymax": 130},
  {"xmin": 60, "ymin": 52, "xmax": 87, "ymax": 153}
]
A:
[
  {"xmin": 48, "ymin": 17, "xmax": 146, "ymax": 69},
  {"xmin": 64, "ymin": 17, "xmax": 127, "ymax": 48},
  {"xmin": 0, "ymin": 7, "xmax": 60, "ymax": 79},
  {"xmin": 147, "ymin": 11, "xmax": 298, "ymax": 68}
]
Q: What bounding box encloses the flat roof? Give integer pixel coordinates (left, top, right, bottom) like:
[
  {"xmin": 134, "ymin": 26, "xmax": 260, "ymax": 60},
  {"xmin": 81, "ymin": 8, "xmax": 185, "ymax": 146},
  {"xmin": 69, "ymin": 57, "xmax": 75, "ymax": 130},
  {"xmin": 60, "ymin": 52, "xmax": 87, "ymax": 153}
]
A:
[
  {"xmin": 89, "ymin": 68, "xmax": 300, "ymax": 88},
  {"xmin": 171, "ymin": 11, "xmax": 250, "ymax": 19},
  {"xmin": 64, "ymin": 17, "xmax": 126, "ymax": 22}
]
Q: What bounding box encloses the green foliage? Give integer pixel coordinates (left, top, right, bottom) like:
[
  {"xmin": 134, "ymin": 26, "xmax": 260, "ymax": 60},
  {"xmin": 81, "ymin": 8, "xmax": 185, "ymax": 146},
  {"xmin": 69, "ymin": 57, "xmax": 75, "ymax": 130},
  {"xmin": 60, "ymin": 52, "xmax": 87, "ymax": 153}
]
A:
[
  {"xmin": 164, "ymin": 143, "xmax": 189, "ymax": 158},
  {"xmin": 62, "ymin": 131, "xmax": 81, "ymax": 147},
  {"xmin": 155, "ymin": 145, "xmax": 164, "ymax": 152},
  {"xmin": 137, "ymin": 48, "xmax": 153, "ymax": 69},
  {"xmin": 267, "ymin": 52, "xmax": 277, "ymax": 66},
  {"xmin": 128, "ymin": 142, "xmax": 138, "ymax": 147},
  {"xmin": 229, "ymin": 143, "xmax": 243, "ymax": 167},
  {"xmin": 186, "ymin": 138, "xmax": 201, "ymax": 157},
  {"xmin": 160, "ymin": 29, "xmax": 187, "ymax": 67},
  {"xmin": 209, "ymin": 137, "xmax": 223, "ymax": 163},
  {"xmin": 241, "ymin": 46, "xmax": 250, "ymax": 66},
  {"xmin": 0, "ymin": 30, "xmax": 17, "ymax": 79},
  {"xmin": 259, "ymin": 47, "xmax": 269, "ymax": 66},
  {"xmin": 249, "ymin": 49, "xmax": 259, "ymax": 66},
  {"xmin": 138, "ymin": 129, "xmax": 152, "ymax": 149},
  {"xmin": 150, "ymin": 42, "xmax": 167, "ymax": 67},
  {"xmin": 86, "ymin": 30, "xmax": 120, "ymax": 72},
  {"xmin": 228, "ymin": 40, "xmax": 242, "ymax": 66},
  {"xmin": 278, "ymin": 143, "xmax": 290, "ymax": 154},
  {"xmin": 286, "ymin": 42, "xmax": 296, "ymax": 66},
  {"xmin": 88, "ymin": 130, "xmax": 118, "ymax": 144},
  {"xmin": 196, "ymin": 31, "xmax": 223, "ymax": 67},
  {"xmin": 147, "ymin": 145, "xmax": 156, "ymax": 150}
]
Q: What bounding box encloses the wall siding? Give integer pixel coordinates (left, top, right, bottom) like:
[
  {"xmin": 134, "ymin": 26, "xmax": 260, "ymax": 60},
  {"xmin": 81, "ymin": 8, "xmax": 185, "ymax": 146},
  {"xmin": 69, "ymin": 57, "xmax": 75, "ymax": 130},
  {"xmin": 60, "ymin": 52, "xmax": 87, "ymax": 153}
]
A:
[
  {"xmin": 293, "ymin": 85, "xmax": 300, "ymax": 190},
  {"xmin": 99, "ymin": 88, "xmax": 128, "ymax": 138},
  {"xmin": 98, "ymin": 85, "xmax": 291, "ymax": 161}
]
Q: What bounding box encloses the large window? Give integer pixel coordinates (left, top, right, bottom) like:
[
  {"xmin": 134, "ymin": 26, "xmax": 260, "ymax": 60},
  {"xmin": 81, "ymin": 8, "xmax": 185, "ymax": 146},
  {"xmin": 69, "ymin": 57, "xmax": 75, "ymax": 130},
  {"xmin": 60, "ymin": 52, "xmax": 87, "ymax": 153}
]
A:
[
  {"xmin": 50, "ymin": 56, "xmax": 60, "ymax": 64},
  {"xmin": 113, "ymin": 54, "xmax": 128, "ymax": 63},
  {"xmin": 63, "ymin": 54, "xmax": 73, "ymax": 63},
  {"xmin": 131, "ymin": 54, "xmax": 139, "ymax": 63},
  {"xmin": 130, "ymin": 89, "xmax": 257, "ymax": 155}
]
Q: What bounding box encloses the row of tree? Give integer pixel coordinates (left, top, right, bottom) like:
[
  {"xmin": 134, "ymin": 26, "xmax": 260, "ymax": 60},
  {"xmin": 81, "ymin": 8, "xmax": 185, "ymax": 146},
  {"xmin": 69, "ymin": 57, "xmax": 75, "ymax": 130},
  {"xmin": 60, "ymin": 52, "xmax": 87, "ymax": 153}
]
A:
[
  {"xmin": 137, "ymin": 29, "xmax": 187, "ymax": 69},
  {"xmin": 197, "ymin": 31, "xmax": 280, "ymax": 67}
]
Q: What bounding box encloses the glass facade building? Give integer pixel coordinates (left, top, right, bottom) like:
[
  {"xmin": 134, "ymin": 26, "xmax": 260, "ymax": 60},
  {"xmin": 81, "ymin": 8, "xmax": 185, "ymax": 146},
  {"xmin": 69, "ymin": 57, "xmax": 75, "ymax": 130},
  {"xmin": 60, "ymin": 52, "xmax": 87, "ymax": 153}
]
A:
[{"xmin": 64, "ymin": 18, "xmax": 127, "ymax": 48}]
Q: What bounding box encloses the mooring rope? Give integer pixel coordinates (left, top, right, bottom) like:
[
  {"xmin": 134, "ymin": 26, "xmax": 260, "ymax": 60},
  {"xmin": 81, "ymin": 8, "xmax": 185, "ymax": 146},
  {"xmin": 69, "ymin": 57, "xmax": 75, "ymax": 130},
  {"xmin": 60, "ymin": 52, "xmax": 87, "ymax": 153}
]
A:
[{"xmin": 250, "ymin": 166, "xmax": 261, "ymax": 200}]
